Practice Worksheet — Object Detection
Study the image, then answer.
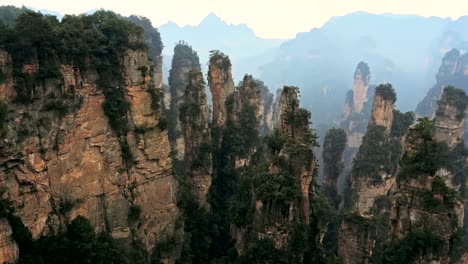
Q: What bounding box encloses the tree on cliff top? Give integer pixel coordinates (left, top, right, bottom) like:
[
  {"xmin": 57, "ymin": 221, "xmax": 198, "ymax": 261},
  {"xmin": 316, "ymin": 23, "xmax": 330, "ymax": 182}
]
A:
[
  {"xmin": 128, "ymin": 15, "xmax": 163, "ymax": 57},
  {"xmin": 375, "ymin": 83, "xmax": 396, "ymax": 104}
]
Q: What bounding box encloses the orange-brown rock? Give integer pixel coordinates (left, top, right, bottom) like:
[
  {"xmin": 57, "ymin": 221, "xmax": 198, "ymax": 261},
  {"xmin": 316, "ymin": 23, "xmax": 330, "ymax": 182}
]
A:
[
  {"xmin": 208, "ymin": 51, "xmax": 235, "ymax": 131},
  {"xmin": 369, "ymin": 85, "xmax": 396, "ymax": 133},
  {"xmin": 352, "ymin": 62, "xmax": 371, "ymax": 113},
  {"xmin": 0, "ymin": 48, "xmax": 180, "ymax": 262},
  {"xmin": 0, "ymin": 219, "xmax": 18, "ymax": 264}
]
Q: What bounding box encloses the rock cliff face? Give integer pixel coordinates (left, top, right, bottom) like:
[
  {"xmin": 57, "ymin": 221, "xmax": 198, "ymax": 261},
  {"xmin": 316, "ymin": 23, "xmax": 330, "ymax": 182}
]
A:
[
  {"xmin": 434, "ymin": 87, "xmax": 467, "ymax": 147},
  {"xmin": 0, "ymin": 219, "xmax": 18, "ymax": 263},
  {"xmin": 389, "ymin": 119, "xmax": 465, "ymax": 263},
  {"xmin": 339, "ymin": 84, "xmax": 399, "ymax": 264},
  {"xmin": 229, "ymin": 75, "xmax": 264, "ymax": 167},
  {"xmin": 339, "ymin": 86, "xmax": 466, "ymax": 263},
  {"xmin": 208, "ymin": 51, "xmax": 235, "ymax": 133},
  {"xmin": 168, "ymin": 42, "xmax": 201, "ymax": 160},
  {"xmin": 416, "ymin": 49, "xmax": 468, "ymax": 118},
  {"xmin": 352, "ymin": 62, "xmax": 371, "ymax": 114},
  {"xmin": 0, "ymin": 36, "xmax": 179, "ymax": 263},
  {"xmin": 180, "ymin": 69, "xmax": 212, "ymax": 206},
  {"xmin": 339, "ymin": 62, "xmax": 376, "ymax": 196},
  {"xmin": 251, "ymin": 86, "xmax": 316, "ymax": 250},
  {"xmin": 341, "ymin": 62, "xmax": 374, "ymax": 148},
  {"xmin": 369, "ymin": 84, "xmax": 396, "ymax": 132}
]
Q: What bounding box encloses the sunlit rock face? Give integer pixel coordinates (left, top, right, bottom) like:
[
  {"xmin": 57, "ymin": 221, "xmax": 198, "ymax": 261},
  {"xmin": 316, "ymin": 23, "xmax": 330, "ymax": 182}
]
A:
[{"xmin": 0, "ymin": 46, "xmax": 180, "ymax": 263}]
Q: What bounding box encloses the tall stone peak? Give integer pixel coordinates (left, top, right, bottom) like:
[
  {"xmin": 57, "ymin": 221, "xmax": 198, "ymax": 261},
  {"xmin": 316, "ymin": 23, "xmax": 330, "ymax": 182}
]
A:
[
  {"xmin": 352, "ymin": 61, "xmax": 371, "ymax": 113},
  {"xmin": 168, "ymin": 41, "xmax": 201, "ymax": 159},
  {"xmin": 370, "ymin": 83, "xmax": 396, "ymax": 132},
  {"xmin": 180, "ymin": 68, "xmax": 212, "ymax": 206},
  {"xmin": 436, "ymin": 48, "xmax": 461, "ymax": 82},
  {"xmin": 208, "ymin": 50, "xmax": 235, "ymax": 130},
  {"xmin": 434, "ymin": 86, "xmax": 467, "ymax": 147},
  {"xmin": 233, "ymin": 85, "xmax": 317, "ymax": 255},
  {"xmin": 278, "ymin": 86, "xmax": 303, "ymax": 138}
]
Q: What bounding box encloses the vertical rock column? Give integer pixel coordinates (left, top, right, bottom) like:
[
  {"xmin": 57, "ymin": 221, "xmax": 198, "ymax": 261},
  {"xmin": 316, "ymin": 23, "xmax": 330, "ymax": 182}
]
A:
[
  {"xmin": 180, "ymin": 69, "xmax": 212, "ymax": 206},
  {"xmin": 339, "ymin": 84, "xmax": 397, "ymax": 264},
  {"xmin": 434, "ymin": 86, "xmax": 467, "ymax": 148},
  {"xmin": 352, "ymin": 61, "xmax": 371, "ymax": 113},
  {"xmin": 208, "ymin": 51, "xmax": 235, "ymax": 146},
  {"xmin": 278, "ymin": 87, "xmax": 316, "ymax": 223},
  {"xmin": 168, "ymin": 42, "xmax": 201, "ymax": 160}
]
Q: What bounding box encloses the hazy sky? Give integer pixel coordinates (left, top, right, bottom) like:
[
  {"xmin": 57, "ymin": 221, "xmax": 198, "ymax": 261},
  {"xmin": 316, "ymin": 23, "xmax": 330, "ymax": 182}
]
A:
[{"xmin": 2, "ymin": 0, "xmax": 468, "ymax": 38}]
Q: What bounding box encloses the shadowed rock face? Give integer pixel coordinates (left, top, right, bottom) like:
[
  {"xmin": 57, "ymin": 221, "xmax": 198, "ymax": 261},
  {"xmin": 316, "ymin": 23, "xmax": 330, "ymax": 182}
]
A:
[
  {"xmin": 416, "ymin": 49, "xmax": 468, "ymax": 118},
  {"xmin": 339, "ymin": 62, "xmax": 375, "ymax": 196},
  {"xmin": 388, "ymin": 121, "xmax": 465, "ymax": 264},
  {"xmin": 0, "ymin": 47, "xmax": 180, "ymax": 263},
  {"xmin": 434, "ymin": 87, "xmax": 467, "ymax": 148},
  {"xmin": 322, "ymin": 128, "xmax": 347, "ymax": 206},
  {"xmin": 265, "ymin": 86, "xmax": 315, "ymax": 239},
  {"xmin": 168, "ymin": 43, "xmax": 201, "ymax": 160},
  {"xmin": 339, "ymin": 85, "xmax": 398, "ymax": 264},
  {"xmin": 180, "ymin": 69, "xmax": 212, "ymax": 206}
]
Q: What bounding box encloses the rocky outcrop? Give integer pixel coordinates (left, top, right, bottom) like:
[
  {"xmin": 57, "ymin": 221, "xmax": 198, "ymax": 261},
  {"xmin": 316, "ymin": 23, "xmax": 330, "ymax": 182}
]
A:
[
  {"xmin": 228, "ymin": 75, "xmax": 263, "ymax": 167},
  {"xmin": 127, "ymin": 15, "xmax": 164, "ymax": 89},
  {"xmin": 180, "ymin": 69, "xmax": 212, "ymax": 206},
  {"xmin": 416, "ymin": 49, "xmax": 468, "ymax": 118},
  {"xmin": 339, "ymin": 84, "xmax": 399, "ymax": 264},
  {"xmin": 168, "ymin": 42, "xmax": 201, "ymax": 160},
  {"xmin": 229, "ymin": 86, "xmax": 318, "ymax": 259},
  {"xmin": 433, "ymin": 87, "xmax": 467, "ymax": 148},
  {"xmin": 260, "ymin": 83, "xmax": 275, "ymax": 134},
  {"xmin": 339, "ymin": 62, "xmax": 375, "ymax": 195},
  {"xmin": 339, "ymin": 86, "xmax": 466, "ymax": 263},
  {"xmin": 389, "ymin": 118, "xmax": 465, "ymax": 263},
  {"xmin": 208, "ymin": 51, "xmax": 235, "ymax": 133},
  {"xmin": 341, "ymin": 62, "xmax": 373, "ymax": 147},
  {"xmin": 369, "ymin": 84, "xmax": 396, "ymax": 132},
  {"xmin": 0, "ymin": 219, "xmax": 18, "ymax": 263},
  {"xmin": 0, "ymin": 45, "xmax": 179, "ymax": 262},
  {"xmin": 352, "ymin": 62, "xmax": 371, "ymax": 114},
  {"xmin": 255, "ymin": 86, "xmax": 316, "ymax": 247}
]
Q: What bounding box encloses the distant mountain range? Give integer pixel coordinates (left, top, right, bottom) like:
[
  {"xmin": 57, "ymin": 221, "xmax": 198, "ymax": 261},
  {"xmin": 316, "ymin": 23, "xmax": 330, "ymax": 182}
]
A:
[
  {"xmin": 255, "ymin": 12, "xmax": 468, "ymax": 124},
  {"xmin": 158, "ymin": 13, "xmax": 284, "ymax": 83}
]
